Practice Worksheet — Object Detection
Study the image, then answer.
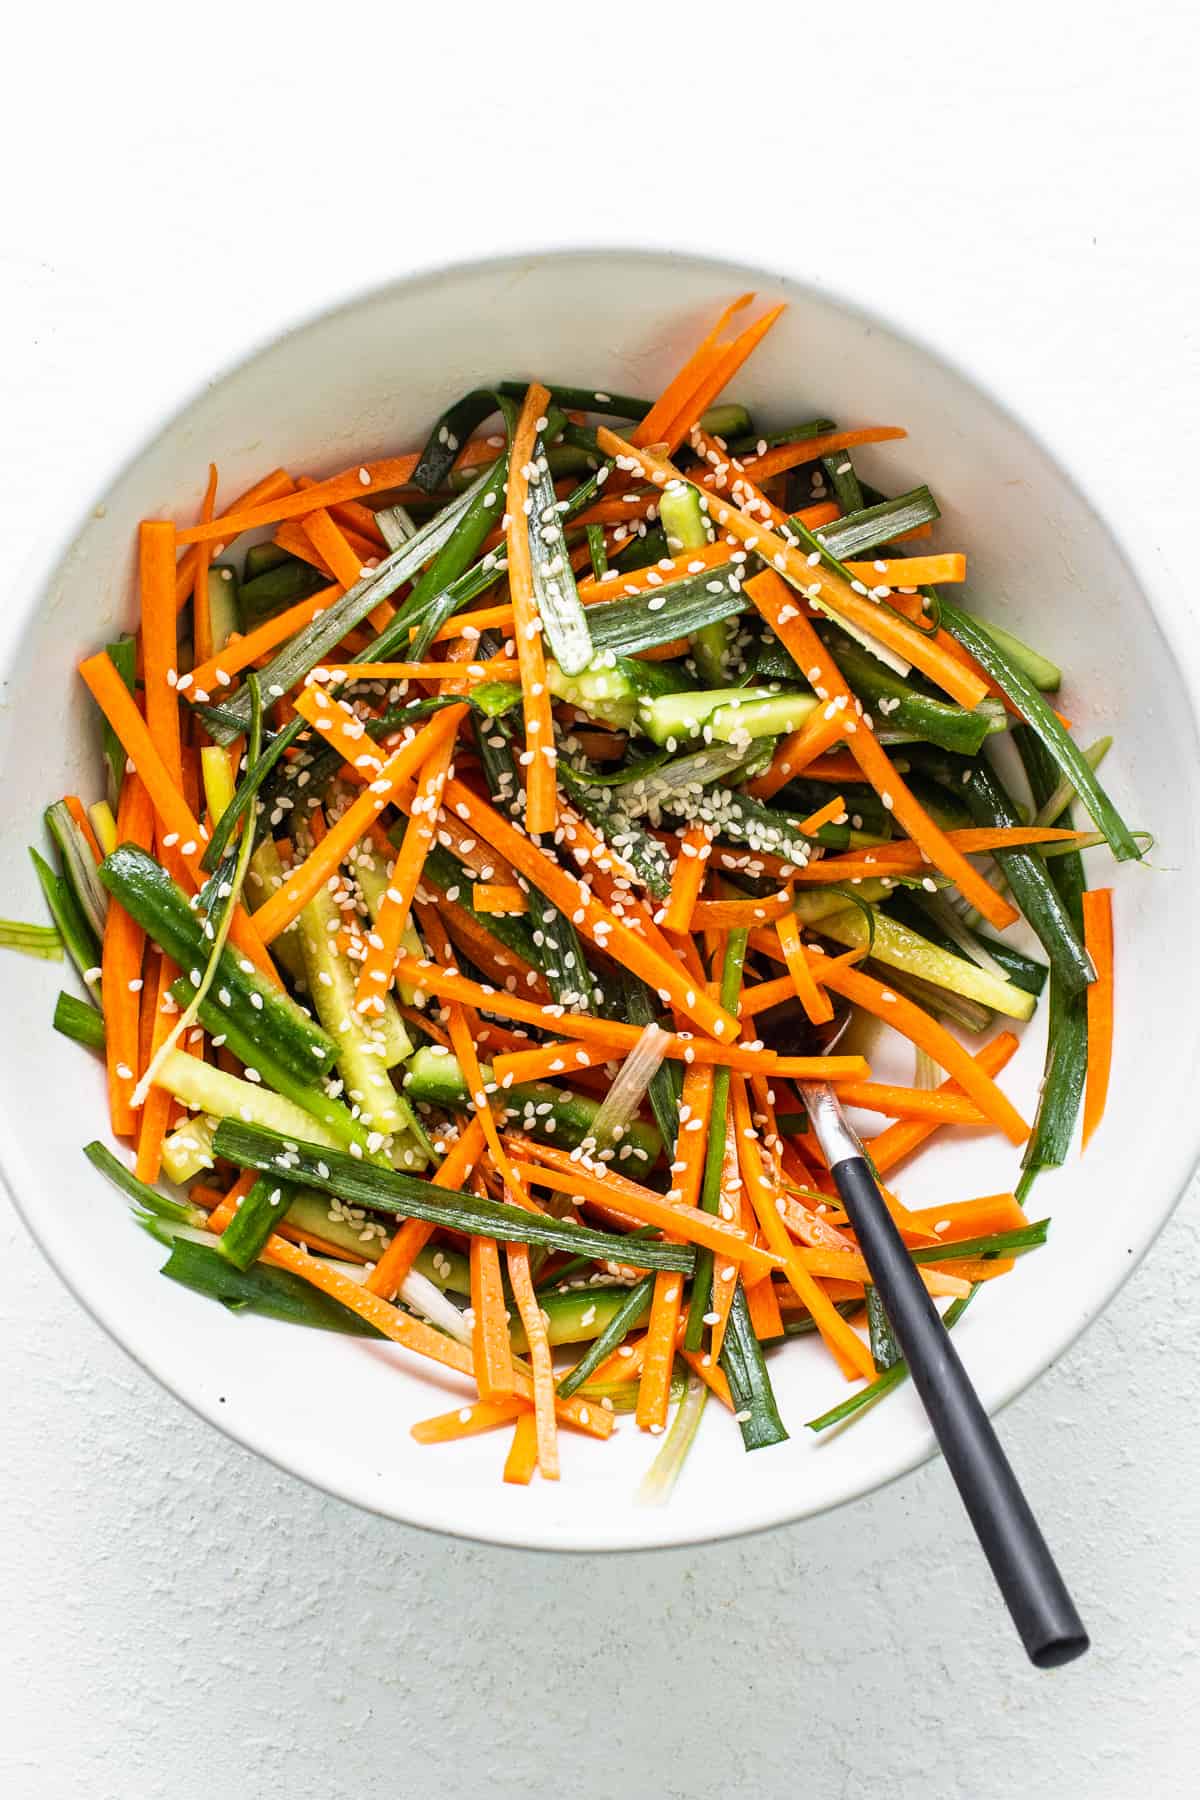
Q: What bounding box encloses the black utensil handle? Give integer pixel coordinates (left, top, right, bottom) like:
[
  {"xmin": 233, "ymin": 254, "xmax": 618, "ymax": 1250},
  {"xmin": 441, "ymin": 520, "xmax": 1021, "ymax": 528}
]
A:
[{"xmin": 831, "ymin": 1152, "xmax": 1089, "ymax": 1669}]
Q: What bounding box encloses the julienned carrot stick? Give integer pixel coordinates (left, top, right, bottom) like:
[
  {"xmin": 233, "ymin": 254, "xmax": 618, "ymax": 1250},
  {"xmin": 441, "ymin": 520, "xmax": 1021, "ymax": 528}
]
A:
[
  {"xmin": 733, "ymin": 427, "xmax": 909, "ymax": 484},
  {"xmin": 689, "ymin": 891, "xmax": 795, "ymax": 929},
  {"xmin": 103, "ymin": 773, "xmax": 154, "ymax": 1136},
  {"xmin": 632, "ymin": 294, "xmax": 756, "ymax": 453},
  {"xmin": 657, "ymin": 303, "xmax": 787, "ymax": 453},
  {"xmin": 365, "ymin": 1117, "xmax": 486, "ymax": 1297},
  {"xmin": 824, "ymin": 1081, "xmax": 986, "ymax": 1123},
  {"xmin": 413, "ymin": 1397, "xmax": 526, "ymax": 1444},
  {"xmin": 492, "ymin": 1040, "xmax": 615, "ymax": 1086},
  {"xmin": 139, "ymin": 521, "xmax": 183, "ymax": 793},
  {"xmin": 866, "ymin": 1039, "xmax": 1019, "ymax": 1177},
  {"xmin": 472, "ymin": 882, "xmax": 529, "ymax": 915},
  {"xmin": 1082, "ymin": 888, "xmax": 1113, "ymax": 1148},
  {"xmin": 188, "ymin": 586, "xmax": 339, "ymax": 698},
  {"xmin": 256, "ymin": 698, "xmax": 460, "ymax": 945},
  {"xmin": 745, "ymin": 1274, "xmax": 785, "ymax": 1340},
  {"xmin": 731, "ymin": 1078, "xmax": 876, "ymax": 1380},
  {"xmin": 662, "ymin": 825, "xmax": 712, "ymax": 935},
  {"xmin": 438, "ymin": 897, "xmax": 549, "ymax": 1000},
  {"xmin": 576, "ymin": 542, "xmax": 734, "ymax": 599},
  {"xmin": 505, "ymin": 383, "xmax": 558, "ymax": 837},
  {"xmin": 175, "ymin": 455, "xmax": 421, "ymax": 546},
  {"xmin": 795, "ymin": 794, "xmax": 847, "ymax": 837},
  {"xmin": 470, "ymin": 1233, "xmax": 516, "ymax": 1401},
  {"xmin": 191, "ymin": 465, "xmax": 220, "ymax": 666},
  {"xmin": 747, "ymin": 570, "xmax": 1017, "ymax": 929},
  {"xmin": 78, "ymin": 652, "xmax": 280, "ymax": 985},
  {"xmin": 509, "ymin": 1154, "xmax": 779, "ymax": 1286},
  {"xmin": 690, "ymin": 425, "xmax": 791, "ymax": 528},
  {"xmin": 813, "ymin": 960, "xmax": 1029, "ymax": 1145},
  {"xmin": 504, "ymin": 1408, "xmax": 540, "ymax": 1485},
  {"xmin": 636, "ymin": 1059, "xmax": 714, "ymax": 1433},
  {"xmin": 745, "ymin": 703, "xmax": 848, "ymax": 802},
  {"xmin": 433, "ymin": 776, "xmax": 739, "ymax": 1043},
  {"xmin": 174, "ymin": 468, "xmax": 293, "ymax": 606},
  {"xmin": 776, "ymin": 911, "xmax": 834, "ymax": 1026},
  {"xmin": 298, "ymin": 501, "xmax": 393, "ymax": 634},
  {"xmin": 507, "ymin": 1243, "xmax": 559, "ymax": 1479},
  {"xmin": 596, "ymin": 428, "xmax": 988, "ymax": 712},
  {"xmin": 354, "ymin": 704, "xmax": 468, "ymax": 1007}
]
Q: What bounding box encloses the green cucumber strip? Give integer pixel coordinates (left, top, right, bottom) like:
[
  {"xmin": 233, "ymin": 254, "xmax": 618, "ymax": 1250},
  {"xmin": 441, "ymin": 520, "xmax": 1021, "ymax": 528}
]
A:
[
  {"xmin": 160, "ymin": 1237, "xmax": 382, "ymax": 1335},
  {"xmin": 720, "ymin": 1285, "xmax": 789, "ymax": 1450},
  {"xmin": 207, "ymin": 566, "xmax": 240, "ymax": 656},
  {"xmin": 217, "ymin": 1176, "xmax": 298, "ymax": 1271},
  {"xmin": 0, "ymin": 918, "xmax": 63, "ymax": 961},
  {"xmin": 807, "ymin": 1286, "xmax": 979, "ymax": 1432},
  {"xmin": 54, "ymin": 989, "xmax": 103, "ymax": 1047},
  {"xmin": 977, "ymin": 619, "xmax": 1061, "ymax": 692},
  {"xmin": 684, "ymin": 929, "xmax": 748, "ymax": 1350},
  {"xmin": 814, "ymin": 904, "xmax": 1035, "ymax": 1022},
  {"xmin": 238, "ymin": 557, "xmax": 326, "ymax": 631},
  {"xmin": 553, "ymin": 1277, "xmax": 655, "ymax": 1397},
  {"xmin": 584, "ymin": 565, "xmax": 746, "ymax": 658},
  {"xmin": 99, "ymin": 844, "xmax": 337, "ymax": 1082},
  {"xmin": 938, "ymin": 597, "xmax": 1138, "ymax": 860},
  {"xmin": 210, "ymin": 1119, "xmax": 696, "ymax": 1273},
  {"xmin": 30, "ymin": 847, "xmax": 101, "ymax": 997}
]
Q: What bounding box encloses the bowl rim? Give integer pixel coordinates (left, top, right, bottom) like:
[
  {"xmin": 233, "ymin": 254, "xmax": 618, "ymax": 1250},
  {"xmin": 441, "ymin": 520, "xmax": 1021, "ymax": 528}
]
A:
[{"xmin": 3, "ymin": 240, "xmax": 1199, "ymax": 1553}]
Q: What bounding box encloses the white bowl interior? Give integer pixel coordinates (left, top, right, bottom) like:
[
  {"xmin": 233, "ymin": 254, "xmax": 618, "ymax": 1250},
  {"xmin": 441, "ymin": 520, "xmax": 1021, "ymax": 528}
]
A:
[{"xmin": 2, "ymin": 249, "xmax": 1198, "ymax": 1550}]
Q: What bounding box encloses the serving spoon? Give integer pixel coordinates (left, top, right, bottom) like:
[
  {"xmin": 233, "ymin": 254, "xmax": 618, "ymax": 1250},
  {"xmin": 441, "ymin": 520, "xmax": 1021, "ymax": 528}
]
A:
[{"xmin": 759, "ymin": 996, "xmax": 1089, "ymax": 1668}]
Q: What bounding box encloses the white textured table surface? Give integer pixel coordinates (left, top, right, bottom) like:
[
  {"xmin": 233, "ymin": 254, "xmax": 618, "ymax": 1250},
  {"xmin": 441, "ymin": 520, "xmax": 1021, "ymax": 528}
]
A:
[{"xmin": 2, "ymin": 6, "xmax": 1197, "ymax": 1794}]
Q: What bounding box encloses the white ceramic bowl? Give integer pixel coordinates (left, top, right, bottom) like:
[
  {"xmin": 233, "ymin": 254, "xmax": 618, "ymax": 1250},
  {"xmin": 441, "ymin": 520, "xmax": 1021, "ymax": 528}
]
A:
[{"xmin": 3, "ymin": 249, "xmax": 1199, "ymax": 1552}]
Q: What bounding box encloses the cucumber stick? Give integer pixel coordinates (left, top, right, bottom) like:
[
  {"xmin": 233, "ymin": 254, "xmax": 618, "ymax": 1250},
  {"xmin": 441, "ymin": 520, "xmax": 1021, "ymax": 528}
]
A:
[
  {"xmin": 812, "ymin": 904, "xmax": 1035, "ymax": 1021},
  {"xmin": 660, "ymin": 483, "xmax": 730, "ymax": 683},
  {"xmin": 154, "ymin": 1050, "xmax": 346, "ymax": 1152},
  {"xmin": 244, "ymin": 840, "xmax": 305, "ymax": 983}
]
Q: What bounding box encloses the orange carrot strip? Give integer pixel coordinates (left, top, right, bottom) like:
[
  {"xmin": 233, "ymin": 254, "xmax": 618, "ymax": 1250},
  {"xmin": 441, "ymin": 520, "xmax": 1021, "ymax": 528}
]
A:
[
  {"xmin": 576, "ymin": 541, "xmax": 734, "ymax": 600},
  {"xmin": 191, "ymin": 465, "xmax": 220, "ymax": 666},
  {"xmin": 510, "ymin": 1156, "xmax": 779, "ymax": 1285},
  {"xmin": 365, "ymin": 1117, "xmax": 487, "ymax": 1298},
  {"xmin": 473, "ymin": 882, "xmax": 529, "ymax": 915},
  {"xmin": 733, "ymin": 427, "xmax": 909, "ymax": 484},
  {"xmin": 775, "ymin": 911, "xmax": 834, "ymax": 1026},
  {"xmin": 689, "ymin": 890, "xmax": 795, "ymax": 929},
  {"xmin": 868, "ymin": 1033, "xmax": 1019, "ymax": 1175},
  {"xmin": 1082, "ymin": 888, "xmax": 1113, "ymax": 1148},
  {"xmin": 599, "ymin": 428, "xmax": 988, "ymax": 713},
  {"xmin": 745, "ymin": 1274, "xmax": 785, "ymax": 1340},
  {"xmin": 470, "ymin": 1234, "xmax": 516, "ymax": 1402},
  {"xmin": 654, "ymin": 302, "xmax": 787, "ymax": 453},
  {"xmin": 795, "ymin": 793, "xmax": 847, "ymax": 837},
  {"xmin": 139, "ymin": 521, "xmax": 183, "ymax": 790},
  {"xmin": 828, "ymin": 1081, "xmax": 985, "ymax": 1123},
  {"xmin": 503, "ymin": 1408, "xmax": 540, "ymax": 1484},
  {"xmin": 316, "ymin": 661, "xmax": 517, "ymax": 685},
  {"xmin": 492, "ymin": 1040, "xmax": 615, "ymax": 1085},
  {"xmin": 633, "ymin": 294, "xmax": 755, "ymax": 451},
  {"xmin": 731, "ymin": 1077, "xmax": 875, "ymax": 1379},
  {"xmin": 439, "ymin": 897, "xmax": 549, "ymax": 1000},
  {"xmin": 902, "ymin": 1193, "xmax": 1029, "ymax": 1240},
  {"xmin": 432, "ymin": 778, "xmax": 739, "ymax": 1043},
  {"xmin": 637, "ymin": 1269, "xmax": 686, "ymax": 1434},
  {"xmin": 174, "ymin": 469, "xmax": 293, "ymax": 606},
  {"xmin": 254, "ymin": 703, "xmax": 460, "ymax": 944},
  {"xmin": 78, "ymin": 652, "xmax": 280, "ymax": 984},
  {"xmin": 507, "ymin": 1244, "xmax": 559, "ymax": 1479},
  {"xmin": 176, "ymin": 455, "xmax": 421, "ymax": 545},
  {"xmin": 188, "ymin": 586, "xmax": 339, "ymax": 697},
  {"xmin": 102, "ymin": 773, "xmax": 154, "ymax": 1136},
  {"xmin": 63, "ymin": 795, "xmax": 103, "ymax": 864},
  {"xmin": 807, "ymin": 826, "xmax": 1089, "ymax": 880},
  {"xmin": 747, "ymin": 705, "xmax": 850, "ymax": 803},
  {"xmin": 843, "ymin": 554, "xmax": 965, "ymax": 587},
  {"xmin": 298, "ymin": 502, "xmax": 393, "ymax": 633},
  {"xmin": 815, "ymin": 960, "xmax": 1028, "ymax": 1144},
  {"xmin": 355, "ymin": 705, "xmax": 468, "ymax": 1006},
  {"xmin": 797, "ymin": 751, "xmax": 865, "ymax": 784},
  {"xmin": 662, "ymin": 824, "xmax": 712, "ymax": 934},
  {"xmin": 505, "ymin": 384, "xmax": 558, "ymax": 836},
  {"xmin": 413, "ymin": 1397, "xmax": 526, "ymax": 1444},
  {"xmin": 790, "ymin": 1242, "xmax": 969, "ymax": 1300},
  {"xmin": 746, "ymin": 570, "xmax": 1016, "ymax": 928}
]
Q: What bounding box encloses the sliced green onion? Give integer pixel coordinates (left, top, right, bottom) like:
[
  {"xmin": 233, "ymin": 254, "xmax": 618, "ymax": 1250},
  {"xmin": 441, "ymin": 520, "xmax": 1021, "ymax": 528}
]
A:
[
  {"xmin": 555, "ymin": 1275, "xmax": 655, "ymax": 1400},
  {"xmin": 638, "ymin": 1371, "xmax": 709, "ymax": 1504},
  {"xmin": 54, "ymin": 989, "xmax": 103, "ymax": 1047},
  {"xmin": 0, "ymin": 917, "xmax": 63, "ymax": 961},
  {"xmin": 720, "ymin": 1284, "xmax": 788, "ymax": 1450}
]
